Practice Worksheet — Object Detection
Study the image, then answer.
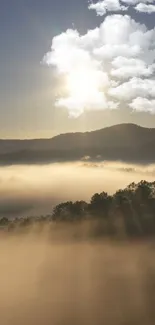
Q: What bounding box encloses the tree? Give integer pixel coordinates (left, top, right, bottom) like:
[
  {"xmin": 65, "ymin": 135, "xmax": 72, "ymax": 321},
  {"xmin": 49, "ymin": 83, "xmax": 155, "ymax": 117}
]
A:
[
  {"xmin": 90, "ymin": 192, "xmax": 112, "ymax": 218},
  {"xmin": 0, "ymin": 217, "xmax": 9, "ymax": 226},
  {"xmin": 52, "ymin": 201, "xmax": 88, "ymax": 221},
  {"xmin": 132, "ymin": 181, "xmax": 155, "ymax": 236},
  {"xmin": 70, "ymin": 201, "xmax": 88, "ymax": 219},
  {"xmin": 113, "ymin": 189, "xmax": 142, "ymax": 237},
  {"xmin": 89, "ymin": 192, "xmax": 113, "ymax": 236}
]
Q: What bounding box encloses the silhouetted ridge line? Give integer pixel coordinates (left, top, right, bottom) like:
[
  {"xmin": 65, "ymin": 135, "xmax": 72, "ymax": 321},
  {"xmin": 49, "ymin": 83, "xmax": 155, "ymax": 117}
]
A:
[{"xmin": 0, "ymin": 123, "xmax": 155, "ymax": 164}]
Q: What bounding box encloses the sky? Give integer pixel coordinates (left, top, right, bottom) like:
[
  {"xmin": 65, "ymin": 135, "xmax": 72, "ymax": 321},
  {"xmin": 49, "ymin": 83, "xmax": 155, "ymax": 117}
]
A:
[{"xmin": 1, "ymin": 0, "xmax": 155, "ymax": 139}]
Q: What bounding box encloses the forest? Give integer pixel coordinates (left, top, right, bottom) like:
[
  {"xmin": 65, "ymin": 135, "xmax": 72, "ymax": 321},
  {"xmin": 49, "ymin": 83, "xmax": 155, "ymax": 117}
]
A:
[{"xmin": 1, "ymin": 180, "xmax": 155, "ymax": 238}]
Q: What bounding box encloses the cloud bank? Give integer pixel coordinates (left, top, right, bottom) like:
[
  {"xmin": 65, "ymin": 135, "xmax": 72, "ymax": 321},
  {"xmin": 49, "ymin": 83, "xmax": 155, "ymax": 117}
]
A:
[
  {"xmin": 88, "ymin": 0, "xmax": 155, "ymax": 15},
  {"xmin": 135, "ymin": 3, "xmax": 155, "ymax": 13},
  {"xmin": 88, "ymin": 0, "xmax": 128, "ymax": 16},
  {"xmin": 43, "ymin": 1, "xmax": 155, "ymax": 117},
  {"xmin": 1, "ymin": 162, "xmax": 155, "ymax": 218}
]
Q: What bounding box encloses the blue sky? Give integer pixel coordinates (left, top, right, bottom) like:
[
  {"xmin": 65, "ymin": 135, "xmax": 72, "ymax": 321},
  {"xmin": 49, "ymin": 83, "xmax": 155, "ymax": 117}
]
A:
[{"xmin": 0, "ymin": 0, "xmax": 155, "ymax": 138}]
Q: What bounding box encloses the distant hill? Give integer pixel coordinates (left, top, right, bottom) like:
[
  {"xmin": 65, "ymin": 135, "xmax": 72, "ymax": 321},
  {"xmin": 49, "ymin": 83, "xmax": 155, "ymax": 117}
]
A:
[{"xmin": 0, "ymin": 123, "xmax": 155, "ymax": 165}]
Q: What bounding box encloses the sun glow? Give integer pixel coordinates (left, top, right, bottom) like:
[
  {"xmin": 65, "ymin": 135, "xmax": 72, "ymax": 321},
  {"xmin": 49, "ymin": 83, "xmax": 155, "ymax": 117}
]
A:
[
  {"xmin": 66, "ymin": 69, "xmax": 101, "ymax": 101},
  {"xmin": 55, "ymin": 68, "xmax": 110, "ymax": 116}
]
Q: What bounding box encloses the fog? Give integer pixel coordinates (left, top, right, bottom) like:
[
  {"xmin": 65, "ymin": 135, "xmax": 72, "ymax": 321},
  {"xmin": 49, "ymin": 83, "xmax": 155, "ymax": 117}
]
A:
[
  {"xmin": 1, "ymin": 161, "xmax": 155, "ymax": 217},
  {"xmin": 1, "ymin": 162, "xmax": 155, "ymax": 324},
  {"xmin": 0, "ymin": 230, "xmax": 155, "ymax": 325}
]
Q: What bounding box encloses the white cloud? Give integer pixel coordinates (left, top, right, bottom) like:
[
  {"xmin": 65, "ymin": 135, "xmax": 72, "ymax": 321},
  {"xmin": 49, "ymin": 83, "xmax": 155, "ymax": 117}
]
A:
[
  {"xmin": 135, "ymin": 3, "xmax": 155, "ymax": 13},
  {"xmin": 88, "ymin": 0, "xmax": 128, "ymax": 16},
  {"xmin": 129, "ymin": 97, "xmax": 155, "ymax": 113},
  {"xmin": 109, "ymin": 78, "xmax": 155, "ymax": 100},
  {"xmin": 43, "ymin": 13, "xmax": 155, "ymax": 117},
  {"xmin": 56, "ymin": 94, "xmax": 118, "ymax": 118},
  {"xmin": 111, "ymin": 57, "xmax": 155, "ymax": 79},
  {"xmin": 121, "ymin": 0, "xmax": 154, "ymax": 4},
  {"xmin": 93, "ymin": 44, "xmax": 141, "ymax": 60},
  {"xmin": 89, "ymin": 0, "xmax": 155, "ymax": 14}
]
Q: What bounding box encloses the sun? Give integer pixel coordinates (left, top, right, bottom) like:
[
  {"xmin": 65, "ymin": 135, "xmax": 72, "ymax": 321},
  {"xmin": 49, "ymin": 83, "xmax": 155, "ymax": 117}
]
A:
[
  {"xmin": 66, "ymin": 68, "xmax": 102, "ymax": 102},
  {"xmin": 56, "ymin": 67, "xmax": 108, "ymax": 116}
]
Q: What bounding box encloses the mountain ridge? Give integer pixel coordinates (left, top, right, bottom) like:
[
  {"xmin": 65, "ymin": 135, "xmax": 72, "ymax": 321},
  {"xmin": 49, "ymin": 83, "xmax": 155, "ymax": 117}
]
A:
[
  {"xmin": 0, "ymin": 123, "xmax": 155, "ymax": 165},
  {"xmin": 0, "ymin": 123, "xmax": 154, "ymax": 141}
]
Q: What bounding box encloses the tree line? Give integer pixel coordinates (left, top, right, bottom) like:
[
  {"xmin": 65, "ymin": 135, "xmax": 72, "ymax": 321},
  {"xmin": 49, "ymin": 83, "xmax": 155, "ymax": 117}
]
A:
[{"xmin": 1, "ymin": 180, "xmax": 155, "ymax": 238}]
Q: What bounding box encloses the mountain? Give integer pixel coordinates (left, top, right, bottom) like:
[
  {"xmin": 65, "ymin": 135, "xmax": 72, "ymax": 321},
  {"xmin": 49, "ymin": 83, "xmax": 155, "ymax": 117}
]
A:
[{"xmin": 0, "ymin": 123, "xmax": 155, "ymax": 165}]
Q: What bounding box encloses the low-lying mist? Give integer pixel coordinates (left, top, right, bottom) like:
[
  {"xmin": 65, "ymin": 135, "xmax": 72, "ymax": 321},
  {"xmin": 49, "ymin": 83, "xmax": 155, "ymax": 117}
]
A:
[
  {"xmin": 1, "ymin": 161, "xmax": 155, "ymax": 324},
  {"xmin": 0, "ymin": 229, "xmax": 155, "ymax": 325},
  {"xmin": 1, "ymin": 161, "xmax": 155, "ymax": 217}
]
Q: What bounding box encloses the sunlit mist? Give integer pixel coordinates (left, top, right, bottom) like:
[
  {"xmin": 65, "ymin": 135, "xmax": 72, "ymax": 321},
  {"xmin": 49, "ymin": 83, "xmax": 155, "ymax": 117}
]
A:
[
  {"xmin": 0, "ymin": 232, "xmax": 155, "ymax": 325},
  {"xmin": 1, "ymin": 161, "xmax": 155, "ymax": 218}
]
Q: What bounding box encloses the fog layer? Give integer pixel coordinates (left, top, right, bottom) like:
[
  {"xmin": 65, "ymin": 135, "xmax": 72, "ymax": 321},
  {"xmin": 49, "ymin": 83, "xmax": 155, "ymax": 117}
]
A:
[
  {"xmin": 0, "ymin": 232, "xmax": 155, "ymax": 325},
  {"xmin": 1, "ymin": 161, "xmax": 155, "ymax": 217}
]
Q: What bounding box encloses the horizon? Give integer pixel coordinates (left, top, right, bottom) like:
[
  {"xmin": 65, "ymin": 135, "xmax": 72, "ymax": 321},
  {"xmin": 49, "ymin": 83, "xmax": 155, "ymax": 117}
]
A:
[{"xmin": 0, "ymin": 122, "xmax": 154, "ymax": 140}]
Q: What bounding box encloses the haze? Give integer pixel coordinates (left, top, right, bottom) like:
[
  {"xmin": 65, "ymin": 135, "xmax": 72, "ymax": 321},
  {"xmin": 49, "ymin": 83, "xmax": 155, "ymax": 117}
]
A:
[
  {"xmin": 1, "ymin": 161, "xmax": 155, "ymax": 218},
  {"xmin": 0, "ymin": 231, "xmax": 155, "ymax": 325}
]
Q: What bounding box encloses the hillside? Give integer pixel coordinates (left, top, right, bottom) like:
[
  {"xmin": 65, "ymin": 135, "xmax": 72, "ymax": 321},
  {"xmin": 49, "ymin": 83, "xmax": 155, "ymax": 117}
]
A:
[{"xmin": 0, "ymin": 123, "xmax": 155, "ymax": 165}]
